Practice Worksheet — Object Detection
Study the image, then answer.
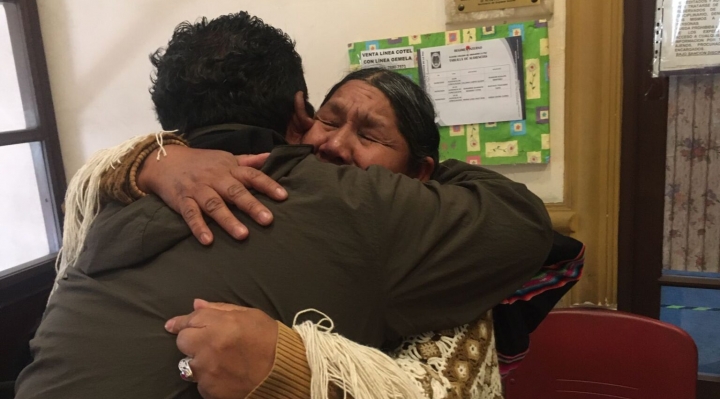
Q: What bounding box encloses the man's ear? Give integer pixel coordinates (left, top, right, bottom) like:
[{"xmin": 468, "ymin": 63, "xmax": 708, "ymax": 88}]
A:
[
  {"xmin": 415, "ymin": 156, "xmax": 435, "ymax": 182},
  {"xmin": 285, "ymin": 91, "xmax": 314, "ymax": 144}
]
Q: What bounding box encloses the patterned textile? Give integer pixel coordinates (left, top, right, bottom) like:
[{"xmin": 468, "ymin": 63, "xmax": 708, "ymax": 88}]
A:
[
  {"xmin": 494, "ymin": 231, "xmax": 585, "ymax": 376},
  {"xmin": 383, "ymin": 232, "xmax": 584, "ymax": 398},
  {"xmin": 392, "ymin": 312, "xmax": 503, "ymax": 399},
  {"xmin": 501, "ymin": 245, "xmax": 584, "ymax": 305},
  {"xmin": 664, "ymin": 75, "xmax": 720, "ymax": 273}
]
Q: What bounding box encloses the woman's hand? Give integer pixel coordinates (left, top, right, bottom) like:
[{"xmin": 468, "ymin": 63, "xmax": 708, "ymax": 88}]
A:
[
  {"xmin": 137, "ymin": 146, "xmax": 287, "ymax": 244},
  {"xmin": 165, "ymin": 300, "xmax": 278, "ymax": 399}
]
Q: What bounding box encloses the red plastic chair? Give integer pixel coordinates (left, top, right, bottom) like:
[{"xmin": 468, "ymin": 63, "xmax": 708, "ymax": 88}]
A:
[{"xmin": 504, "ymin": 308, "xmax": 697, "ymax": 399}]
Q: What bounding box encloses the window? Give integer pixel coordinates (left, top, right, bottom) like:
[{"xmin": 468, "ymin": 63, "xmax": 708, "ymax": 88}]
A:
[
  {"xmin": 0, "ymin": 0, "xmax": 65, "ymax": 297},
  {"xmin": 0, "ymin": 143, "xmax": 51, "ymax": 270},
  {"xmin": 619, "ymin": 1, "xmax": 720, "ymax": 397}
]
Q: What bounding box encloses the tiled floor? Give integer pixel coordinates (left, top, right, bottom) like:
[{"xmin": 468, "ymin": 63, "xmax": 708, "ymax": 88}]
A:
[{"xmin": 660, "ymin": 280, "xmax": 720, "ymax": 376}]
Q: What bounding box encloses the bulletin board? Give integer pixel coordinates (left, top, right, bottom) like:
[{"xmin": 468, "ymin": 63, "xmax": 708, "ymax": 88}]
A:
[{"xmin": 348, "ymin": 20, "xmax": 551, "ymax": 165}]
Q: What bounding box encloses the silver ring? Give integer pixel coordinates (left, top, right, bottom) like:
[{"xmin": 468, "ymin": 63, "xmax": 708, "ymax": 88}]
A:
[{"xmin": 178, "ymin": 356, "xmax": 195, "ymax": 382}]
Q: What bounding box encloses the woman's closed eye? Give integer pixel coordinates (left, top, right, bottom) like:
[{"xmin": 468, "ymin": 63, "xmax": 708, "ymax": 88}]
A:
[
  {"xmin": 358, "ymin": 131, "xmax": 392, "ymax": 147},
  {"xmin": 316, "ymin": 116, "xmax": 339, "ymax": 128},
  {"xmin": 357, "ymin": 131, "xmax": 378, "ymax": 143}
]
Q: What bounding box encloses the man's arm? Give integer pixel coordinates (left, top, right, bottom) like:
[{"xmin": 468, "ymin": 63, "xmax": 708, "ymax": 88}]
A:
[
  {"xmin": 358, "ymin": 160, "xmax": 553, "ymax": 337},
  {"xmin": 153, "ymin": 151, "xmax": 551, "ymax": 341}
]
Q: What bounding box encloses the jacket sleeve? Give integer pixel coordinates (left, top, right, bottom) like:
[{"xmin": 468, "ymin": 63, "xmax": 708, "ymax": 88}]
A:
[
  {"xmin": 367, "ymin": 160, "xmax": 553, "ymax": 338},
  {"xmin": 247, "ymin": 323, "xmax": 356, "ymax": 399},
  {"xmin": 247, "ymin": 323, "xmax": 313, "ymax": 399},
  {"xmin": 249, "ymin": 318, "xmax": 498, "ymax": 399}
]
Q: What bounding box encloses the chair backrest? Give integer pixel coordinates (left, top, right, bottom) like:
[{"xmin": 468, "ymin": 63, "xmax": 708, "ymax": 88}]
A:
[{"xmin": 504, "ymin": 308, "xmax": 697, "ymax": 399}]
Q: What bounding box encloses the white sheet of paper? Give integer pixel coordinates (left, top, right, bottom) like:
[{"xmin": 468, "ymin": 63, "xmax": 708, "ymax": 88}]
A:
[
  {"xmin": 418, "ymin": 37, "xmax": 525, "ymax": 126},
  {"xmin": 659, "ymin": 0, "xmax": 720, "ymax": 73},
  {"xmin": 360, "ymin": 46, "xmax": 416, "ymax": 70}
]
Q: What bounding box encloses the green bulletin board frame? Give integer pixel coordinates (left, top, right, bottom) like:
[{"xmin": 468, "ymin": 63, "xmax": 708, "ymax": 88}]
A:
[{"xmin": 348, "ymin": 20, "xmax": 551, "ymax": 165}]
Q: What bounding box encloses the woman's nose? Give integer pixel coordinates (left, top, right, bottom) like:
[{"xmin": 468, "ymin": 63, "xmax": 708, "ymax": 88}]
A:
[{"xmin": 317, "ymin": 128, "xmax": 353, "ymax": 166}]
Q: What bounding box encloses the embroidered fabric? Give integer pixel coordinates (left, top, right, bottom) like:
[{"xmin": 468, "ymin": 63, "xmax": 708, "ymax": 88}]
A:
[{"xmin": 391, "ymin": 311, "xmax": 503, "ymax": 399}]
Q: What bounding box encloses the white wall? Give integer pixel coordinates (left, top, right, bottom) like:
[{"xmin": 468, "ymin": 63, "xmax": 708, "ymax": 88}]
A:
[{"xmin": 36, "ymin": 0, "xmax": 565, "ymax": 203}]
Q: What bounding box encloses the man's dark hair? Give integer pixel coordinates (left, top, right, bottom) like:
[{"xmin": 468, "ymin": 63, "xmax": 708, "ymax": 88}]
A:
[
  {"xmin": 322, "ymin": 68, "xmax": 440, "ymax": 171},
  {"xmin": 150, "ymin": 12, "xmax": 308, "ymax": 134}
]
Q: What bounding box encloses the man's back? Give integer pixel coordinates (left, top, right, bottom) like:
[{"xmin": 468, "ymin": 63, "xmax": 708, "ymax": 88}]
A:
[
  {"xmin": 16, "ymin": 147, "xmax": 386, "ymax": 398},
  {"xmin": 16, "ymin": 145, "xmax": 552, "ymax": 398}
]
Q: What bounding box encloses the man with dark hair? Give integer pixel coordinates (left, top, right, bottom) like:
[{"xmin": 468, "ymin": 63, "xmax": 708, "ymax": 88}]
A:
[
  {"xmin": 149, "ymin": 13, "xmax": 309, "ymax": 135},
  {"xmin": 16, "ymin": 12, "xmax": 559, "ymax": 399}
]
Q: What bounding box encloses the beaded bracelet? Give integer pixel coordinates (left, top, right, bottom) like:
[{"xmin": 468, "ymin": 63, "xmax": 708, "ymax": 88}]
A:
[{"xmin": 128, "ymin": 138, "xmax": 188, "ymax": 199}]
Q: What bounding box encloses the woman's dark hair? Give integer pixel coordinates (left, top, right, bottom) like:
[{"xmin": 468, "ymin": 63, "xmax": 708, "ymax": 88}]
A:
[
  {"xmin": 322, "ymin": 68, "xmax": 440, "ymax": 171},
  {"xmin": 150, "ymin": 12, "xmax": 308, "ymax": 134}
]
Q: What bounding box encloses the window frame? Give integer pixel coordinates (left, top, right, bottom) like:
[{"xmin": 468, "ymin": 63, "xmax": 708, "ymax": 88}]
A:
[
  {"xmin": 0, "ymin": 0, "xmax": 66, "ymax": 306},
  {"xmin": 619, "ymin": 0, "xmax": 720, "ymax": 396}
]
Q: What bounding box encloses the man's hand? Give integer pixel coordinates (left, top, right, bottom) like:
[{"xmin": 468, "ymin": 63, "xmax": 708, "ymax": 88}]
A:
[
  {"xmin": 137, "ymin": 147, "xmax": 288, "ymax": 245},
  {"xmin": 165, "ymin": 299, "xmax": 279, "ymax": 399}
]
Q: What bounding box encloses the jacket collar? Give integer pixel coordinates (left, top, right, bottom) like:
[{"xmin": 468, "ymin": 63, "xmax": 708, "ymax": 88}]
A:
[{"xmin": 184, "ymin": 123, "xmax": 288, "ymax": 155}]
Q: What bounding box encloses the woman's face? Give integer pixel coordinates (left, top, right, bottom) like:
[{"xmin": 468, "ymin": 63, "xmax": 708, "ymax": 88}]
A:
[{"xmin": 298, "ymin": 80, "xmax": 425, "ymax": 178}]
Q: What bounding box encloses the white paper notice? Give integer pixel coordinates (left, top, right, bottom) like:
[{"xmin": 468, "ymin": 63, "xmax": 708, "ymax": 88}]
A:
[
  {"xmin": 360, "ymin": 46, "xmax": 416, "ymax": 70},
  {"xmin": 418, "ymin": 37, "xmax": 525, "ymax": 126},
  {"xmin": 659, "ymin": 0, "xmax": 720, "ymax": 73}
]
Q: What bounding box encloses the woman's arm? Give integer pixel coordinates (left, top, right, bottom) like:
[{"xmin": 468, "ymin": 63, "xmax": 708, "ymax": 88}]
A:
[{"xmin": 167, "ymin": 303, "xmax": 498, "ymax": 399}]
